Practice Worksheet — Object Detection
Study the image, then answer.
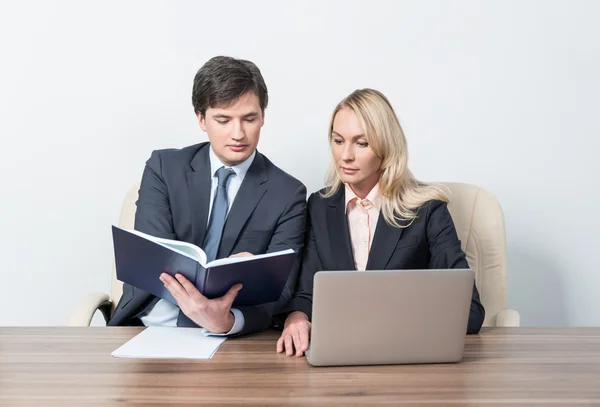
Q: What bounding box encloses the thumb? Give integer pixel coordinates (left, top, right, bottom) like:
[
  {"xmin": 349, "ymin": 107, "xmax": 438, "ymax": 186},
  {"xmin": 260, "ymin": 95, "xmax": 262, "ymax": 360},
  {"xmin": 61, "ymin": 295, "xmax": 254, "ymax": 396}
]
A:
[{"xmin": 223, "ymin": 283, "xmax": 243, "ymax": 304}]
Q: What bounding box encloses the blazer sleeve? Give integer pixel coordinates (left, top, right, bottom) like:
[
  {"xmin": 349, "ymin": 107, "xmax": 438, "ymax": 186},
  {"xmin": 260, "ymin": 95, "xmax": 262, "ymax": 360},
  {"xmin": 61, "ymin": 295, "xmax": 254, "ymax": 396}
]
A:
[
  {"xmin": 134, "ymin": 151, "xmax": 177, "ymax": 239},
  {"xmin": 235, "ymin": 183, "xmax": 308, "ymax": 335},
  {"xmin": 426, "ymin": 200, "xmax": 485, "ymax": 334},
  {"xmin": 281, "ymin": 193, "xmax": 323, "ymax": 321}
]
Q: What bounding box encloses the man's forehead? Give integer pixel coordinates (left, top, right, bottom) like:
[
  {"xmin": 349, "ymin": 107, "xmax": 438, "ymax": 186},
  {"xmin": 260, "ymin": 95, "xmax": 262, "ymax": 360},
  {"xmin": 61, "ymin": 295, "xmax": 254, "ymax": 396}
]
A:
[{"xmin": 209, "ymin": 92, "xmax": 261, "ymax": 115}]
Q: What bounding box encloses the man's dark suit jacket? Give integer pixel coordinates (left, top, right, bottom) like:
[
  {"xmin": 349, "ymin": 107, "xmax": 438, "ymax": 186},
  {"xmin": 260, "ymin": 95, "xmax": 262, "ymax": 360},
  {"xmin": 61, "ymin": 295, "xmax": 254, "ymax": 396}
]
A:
[
  {"xmin": 108, "ymin": 142, "xmax": 307, "ymax": 335},
  {"xmin": 287, "ymin": 187, "xmax": 485, "ymax": 334}
]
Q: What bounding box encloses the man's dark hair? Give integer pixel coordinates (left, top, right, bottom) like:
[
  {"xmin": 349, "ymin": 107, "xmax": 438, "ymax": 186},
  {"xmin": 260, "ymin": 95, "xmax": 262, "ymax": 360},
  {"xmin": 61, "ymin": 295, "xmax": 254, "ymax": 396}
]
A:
[{"xmin": 192, "ymin": 56, "xmax": 268, "ymax": 117}]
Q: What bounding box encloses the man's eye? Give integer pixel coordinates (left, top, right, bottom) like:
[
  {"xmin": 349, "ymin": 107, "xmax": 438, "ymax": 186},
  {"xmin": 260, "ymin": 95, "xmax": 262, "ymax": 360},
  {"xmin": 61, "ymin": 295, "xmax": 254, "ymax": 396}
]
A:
[
  {"xmin": 217, "ymin": 121, "xmax": 229, "ymax": 125},
  {"xmin": 245, "ymin": 118, "xmax": 256, "ymax": 123}
]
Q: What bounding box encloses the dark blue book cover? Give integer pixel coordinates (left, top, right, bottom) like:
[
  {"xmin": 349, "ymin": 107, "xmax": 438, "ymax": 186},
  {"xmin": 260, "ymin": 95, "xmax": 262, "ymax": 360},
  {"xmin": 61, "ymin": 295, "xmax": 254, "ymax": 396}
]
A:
[{"xmin": 111, "ymin": 226, "xmax": 297, "ymax": 306}]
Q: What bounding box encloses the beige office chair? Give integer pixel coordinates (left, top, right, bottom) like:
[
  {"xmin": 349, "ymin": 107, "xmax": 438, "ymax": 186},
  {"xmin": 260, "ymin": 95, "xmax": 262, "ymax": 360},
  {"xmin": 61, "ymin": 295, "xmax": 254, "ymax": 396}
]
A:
[
  {"xmin": 68, "ymin": 185, "xmax": 138, "ymax": 326},
  {"xmin": 68, "ymin": 182, "xmax": 520, "ymax": 327},
  {"xmin": 442, "ymin": 182, "xmax": 520, "ymax": 327}
]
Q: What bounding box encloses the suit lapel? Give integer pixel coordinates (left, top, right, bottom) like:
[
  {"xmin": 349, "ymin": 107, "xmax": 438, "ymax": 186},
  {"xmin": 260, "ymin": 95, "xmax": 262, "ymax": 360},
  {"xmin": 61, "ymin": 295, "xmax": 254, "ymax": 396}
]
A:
[
  {"xmin": 365, "ymin": 213, "xmax": 405, "ymax": 270},
  {"xmin": 218, "ymin": 152, "xmax": 268, "ymax": 257},
  {"xmin": 326, "ymin": 187, "xmax": 356, "ymax": 270},
  {"xmin": 187, "ymin": 145, "xmax": 212, "ymax": 248}
]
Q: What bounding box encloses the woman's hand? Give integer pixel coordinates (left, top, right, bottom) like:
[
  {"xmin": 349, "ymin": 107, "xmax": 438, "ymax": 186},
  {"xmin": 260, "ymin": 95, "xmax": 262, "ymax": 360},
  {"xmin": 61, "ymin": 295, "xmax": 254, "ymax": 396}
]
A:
[{"xmin": 276, "ymin": 311, "xmax": 311, "ymax": 357}]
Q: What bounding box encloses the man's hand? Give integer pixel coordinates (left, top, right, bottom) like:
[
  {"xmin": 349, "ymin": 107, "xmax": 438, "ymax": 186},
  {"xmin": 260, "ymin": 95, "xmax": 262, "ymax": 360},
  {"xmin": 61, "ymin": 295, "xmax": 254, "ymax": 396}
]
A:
[
  {"xmin": 160, "ymin": 273, "xmax": 242, "ymax": 333},
  {"xmin": 276, "ymin": 311, "xmax": 311, "ymax": 357},
  {"xmin": 229, "ymin": 252, "xmax": 253, "ymax": 258}
]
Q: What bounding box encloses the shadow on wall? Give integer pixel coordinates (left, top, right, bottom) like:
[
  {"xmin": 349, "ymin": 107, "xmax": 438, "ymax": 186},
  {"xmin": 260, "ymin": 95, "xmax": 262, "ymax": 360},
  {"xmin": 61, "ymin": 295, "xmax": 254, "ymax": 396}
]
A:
[{"xmin": 506, "ymin": 247, "xmax": 568, "ymax": 326}]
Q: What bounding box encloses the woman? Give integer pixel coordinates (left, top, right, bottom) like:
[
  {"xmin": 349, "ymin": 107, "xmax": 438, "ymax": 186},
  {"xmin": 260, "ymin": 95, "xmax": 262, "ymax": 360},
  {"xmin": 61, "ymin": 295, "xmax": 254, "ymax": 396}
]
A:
[{"xmin": 277, "ymin": 88, "xmax": 485, "ymax": 357}]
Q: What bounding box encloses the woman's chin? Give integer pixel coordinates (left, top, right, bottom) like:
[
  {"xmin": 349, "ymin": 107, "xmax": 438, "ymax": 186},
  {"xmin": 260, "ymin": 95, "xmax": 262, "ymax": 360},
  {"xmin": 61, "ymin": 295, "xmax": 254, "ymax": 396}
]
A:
[{"xmin": 341, "ymin": 177, "xmax": 362, "ymax": 187}]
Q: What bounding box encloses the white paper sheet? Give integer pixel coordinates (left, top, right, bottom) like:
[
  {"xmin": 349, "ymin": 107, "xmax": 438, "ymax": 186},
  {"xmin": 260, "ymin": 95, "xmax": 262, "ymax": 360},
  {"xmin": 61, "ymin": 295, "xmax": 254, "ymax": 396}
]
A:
[{"xmin": 111, "ymin": 327, "xmax": 227, "ymax": 359}]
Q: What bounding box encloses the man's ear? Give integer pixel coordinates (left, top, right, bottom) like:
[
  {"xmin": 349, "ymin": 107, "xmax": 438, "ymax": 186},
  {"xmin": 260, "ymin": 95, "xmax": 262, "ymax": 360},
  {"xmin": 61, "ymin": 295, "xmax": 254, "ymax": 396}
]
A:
[{"xmin": 198, "ymin": 113, "xmax": 207, "ymax": 132}]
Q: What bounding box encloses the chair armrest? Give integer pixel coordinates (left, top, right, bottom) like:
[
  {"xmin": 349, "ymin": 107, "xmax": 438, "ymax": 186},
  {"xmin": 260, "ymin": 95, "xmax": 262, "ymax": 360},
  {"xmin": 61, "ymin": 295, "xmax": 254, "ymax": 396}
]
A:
[
  {"xmin": 68, "ymin": 292, "xmax": 112, "ymax": 326},
  {"xmin": 495, "ymin": 309, "xmax": 521, "ymax": 327}
]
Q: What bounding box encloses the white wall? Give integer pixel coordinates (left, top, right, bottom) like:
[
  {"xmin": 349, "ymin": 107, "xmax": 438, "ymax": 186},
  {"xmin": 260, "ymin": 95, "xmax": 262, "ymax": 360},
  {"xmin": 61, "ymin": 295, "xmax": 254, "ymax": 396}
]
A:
[{"xmin": 1, "ymin": 0, "xmax": 598, "ymax": 327}]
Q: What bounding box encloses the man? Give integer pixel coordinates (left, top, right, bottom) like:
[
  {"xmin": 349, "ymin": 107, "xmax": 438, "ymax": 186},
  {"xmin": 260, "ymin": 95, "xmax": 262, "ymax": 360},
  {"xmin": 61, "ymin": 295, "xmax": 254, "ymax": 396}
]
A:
[{"xmin": 108, "ymin": 56, "xmax": 307, "ymax": 336}]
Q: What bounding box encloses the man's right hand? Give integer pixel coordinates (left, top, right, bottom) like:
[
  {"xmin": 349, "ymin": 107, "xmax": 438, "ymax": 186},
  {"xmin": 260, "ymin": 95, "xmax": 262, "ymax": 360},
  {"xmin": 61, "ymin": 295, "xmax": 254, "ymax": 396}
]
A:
[{"xmin": 276, "ymin": 311, "xmax": 311, "ymax": 357}]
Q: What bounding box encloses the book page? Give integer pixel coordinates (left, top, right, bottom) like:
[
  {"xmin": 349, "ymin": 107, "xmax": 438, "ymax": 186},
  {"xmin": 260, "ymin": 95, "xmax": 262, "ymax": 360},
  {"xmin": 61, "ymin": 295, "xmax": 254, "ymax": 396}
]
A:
[
  {"xmin": 160, "ymin": 240, "xmax": 207, "ymax": 266},
  {"xmin": 206, "ymin": 248, "xmax": 295, "ymax": 268},
  {"xmin": 117, "ymin": 226, "xmax": 207, "ymax": 266}
]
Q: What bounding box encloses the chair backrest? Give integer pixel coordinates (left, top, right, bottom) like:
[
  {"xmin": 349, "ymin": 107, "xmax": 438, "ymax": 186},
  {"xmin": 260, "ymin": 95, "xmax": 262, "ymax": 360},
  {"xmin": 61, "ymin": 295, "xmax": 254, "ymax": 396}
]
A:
[
  {"xmin": 110, "ymin": 182, "xmax": 507, "ymax": 326},
  {"xmin": 441, "ymin": 182, "xmax": 507, "ymax": 327},
  {"xmin": 110, "ymin": 184, "xmax": 139, "ymax": 313}
]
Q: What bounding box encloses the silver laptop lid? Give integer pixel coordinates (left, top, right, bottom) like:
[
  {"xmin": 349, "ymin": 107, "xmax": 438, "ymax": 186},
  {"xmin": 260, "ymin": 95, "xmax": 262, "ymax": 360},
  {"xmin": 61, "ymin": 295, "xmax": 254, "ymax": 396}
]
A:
[{"xmin": 308, "ymin": 269, "xmax": 474, "ymax": 366}]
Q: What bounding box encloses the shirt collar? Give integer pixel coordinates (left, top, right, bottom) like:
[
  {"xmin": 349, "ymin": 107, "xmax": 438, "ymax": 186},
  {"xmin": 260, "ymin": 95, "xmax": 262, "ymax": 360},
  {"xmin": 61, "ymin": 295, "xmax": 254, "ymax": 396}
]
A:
[
  {"xmin": 344, "ymin": 182, "xmax": 381, "ymax": 213},
  {"xmin": 209, "ymin": 145, "xmax": 256, "ymax": 182}
]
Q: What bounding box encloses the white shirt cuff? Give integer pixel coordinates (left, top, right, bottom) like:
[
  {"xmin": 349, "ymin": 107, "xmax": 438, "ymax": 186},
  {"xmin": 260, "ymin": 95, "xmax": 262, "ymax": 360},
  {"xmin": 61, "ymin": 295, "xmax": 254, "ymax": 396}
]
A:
[{"xmin": 201, "ymin": 308, "xmax": 245, "ymax": 336}]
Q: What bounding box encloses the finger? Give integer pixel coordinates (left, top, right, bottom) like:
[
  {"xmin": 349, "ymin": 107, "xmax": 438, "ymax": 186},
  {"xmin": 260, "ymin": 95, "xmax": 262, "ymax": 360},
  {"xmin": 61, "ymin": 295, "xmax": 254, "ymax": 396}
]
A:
[
  {"xmin": 160, "ymin": 273, "xmax": 177, "ymax": 285},
  {"xmin": 276, "ymin": 335, "xmax": 284, "ymax": 353},
  {"xmin": 299, "ymin": 324, "xmax": 310, "ymax": 353},
  {"xmin": 163, "ymin": 283, "xmax": 187, "ymax": 310},
  {"xmin": 293, "ymin": 329, "xmax": 303, "ymax": 357},
  {"xmin": 162, "ymin": 283, "xmax": 181, "ymax": 304},
  {"xmin": 162, "ymin": 274, "xmax": 186, "ymax": 299},
  {"xmin": 221, "ymin": 284, "xmax": 243, "ymax": 306},
  {"xmin": 175, "ymin": 273, "xmax": 210, "ymax": 310},
  {"xmin": 174, "ymin": 274, "xmax": 198, "ymax": 296},
  {"xmin": 174, "ymin": 274, "xmax": 211, "ymax": 308},
  {"xmin": 284, "ymin": 334, "xmax": 294, "ymax": 357}
]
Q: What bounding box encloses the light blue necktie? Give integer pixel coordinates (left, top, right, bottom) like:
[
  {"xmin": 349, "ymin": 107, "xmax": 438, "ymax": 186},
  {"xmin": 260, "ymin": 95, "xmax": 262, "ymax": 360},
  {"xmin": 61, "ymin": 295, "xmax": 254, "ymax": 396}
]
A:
[
  {"xmin": 177, "ymin": 166, "xmax": 234, "ymax": 327},
  {"xmin": 203, "ymin": 166, "xmax": 235, "ymax": 262}
]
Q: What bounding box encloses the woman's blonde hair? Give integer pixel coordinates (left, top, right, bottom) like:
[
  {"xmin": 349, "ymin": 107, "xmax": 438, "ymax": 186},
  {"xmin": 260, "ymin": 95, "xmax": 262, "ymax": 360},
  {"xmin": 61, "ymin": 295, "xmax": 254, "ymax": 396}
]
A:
[{"xmin": 324, "ymin": 88, "xmax": 448, "ymax": 228}]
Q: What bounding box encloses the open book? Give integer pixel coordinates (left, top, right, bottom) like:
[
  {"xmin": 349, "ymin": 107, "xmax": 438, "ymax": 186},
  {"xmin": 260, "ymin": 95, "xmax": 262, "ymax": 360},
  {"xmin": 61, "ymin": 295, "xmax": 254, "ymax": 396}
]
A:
[{"xmin": 111, "ymin": 226, "xmax": 298, "ymax": 306}]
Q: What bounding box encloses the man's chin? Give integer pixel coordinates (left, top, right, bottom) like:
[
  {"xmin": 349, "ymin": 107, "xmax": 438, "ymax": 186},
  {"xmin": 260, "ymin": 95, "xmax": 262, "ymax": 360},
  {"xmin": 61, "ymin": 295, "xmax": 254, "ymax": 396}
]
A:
[{"xmin": 222, "ymin": 150, "xmax": 254, "ymax": 165}]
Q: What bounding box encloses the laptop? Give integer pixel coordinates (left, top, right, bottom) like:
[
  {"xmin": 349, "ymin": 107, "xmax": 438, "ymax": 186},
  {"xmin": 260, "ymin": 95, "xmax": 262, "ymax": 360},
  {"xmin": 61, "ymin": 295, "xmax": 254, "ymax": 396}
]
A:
[{"xmin": 305, "ymin": 269, "xmax": 474, "ymax": 367}]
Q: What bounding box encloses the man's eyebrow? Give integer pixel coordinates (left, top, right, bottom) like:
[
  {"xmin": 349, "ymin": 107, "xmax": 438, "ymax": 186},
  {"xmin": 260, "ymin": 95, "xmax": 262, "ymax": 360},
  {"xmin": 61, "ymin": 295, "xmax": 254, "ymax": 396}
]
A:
[{"xmin": 211, "ymin": 112, "xmax": 259, "ymax": 119}]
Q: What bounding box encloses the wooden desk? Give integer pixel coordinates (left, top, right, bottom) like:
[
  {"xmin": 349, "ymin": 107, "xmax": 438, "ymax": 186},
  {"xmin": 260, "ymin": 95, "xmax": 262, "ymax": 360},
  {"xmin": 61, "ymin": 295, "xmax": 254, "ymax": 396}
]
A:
[{"xmin": 1, "ymin": 327, "xmax": 599, "ymax": 406}]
